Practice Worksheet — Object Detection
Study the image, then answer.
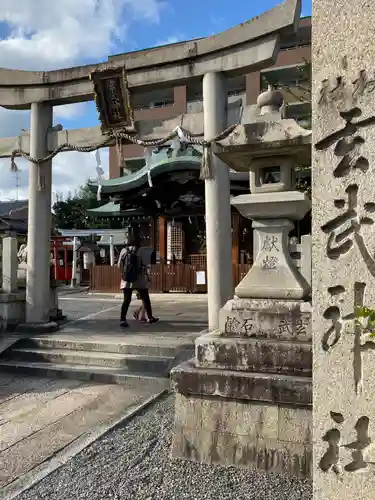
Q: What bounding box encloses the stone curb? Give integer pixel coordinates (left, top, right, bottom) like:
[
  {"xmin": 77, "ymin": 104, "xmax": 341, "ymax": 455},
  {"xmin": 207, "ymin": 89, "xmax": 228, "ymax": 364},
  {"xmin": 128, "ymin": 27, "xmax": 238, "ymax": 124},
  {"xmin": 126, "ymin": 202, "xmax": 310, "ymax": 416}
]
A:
[
  {"xmin": 87, "ymin": 292, "xmax": 208, "ymax": 301},
  {"xmin": 58, "ymin": 287, "xmax": 90, "ymax": 295},
  {"xmin": 0, "ymin": 388, "xmax": 169, "ymax": 500}
]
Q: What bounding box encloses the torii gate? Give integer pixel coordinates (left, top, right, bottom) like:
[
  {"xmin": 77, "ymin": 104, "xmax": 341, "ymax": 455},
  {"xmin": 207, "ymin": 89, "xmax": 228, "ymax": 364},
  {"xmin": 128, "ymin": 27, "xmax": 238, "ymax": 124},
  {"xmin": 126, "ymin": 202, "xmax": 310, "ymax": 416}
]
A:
[{"xmin": 0, "ymin": 0, "xmax": 301, "ymax": 330}]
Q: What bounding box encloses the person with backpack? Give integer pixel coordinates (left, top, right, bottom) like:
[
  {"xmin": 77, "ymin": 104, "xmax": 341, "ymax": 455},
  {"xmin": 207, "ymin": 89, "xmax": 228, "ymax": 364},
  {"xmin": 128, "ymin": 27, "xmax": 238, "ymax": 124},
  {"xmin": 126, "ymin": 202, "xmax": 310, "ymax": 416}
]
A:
[{"xmin": 117, "ymin": 234, "xmax": 158, "ymax": 328}]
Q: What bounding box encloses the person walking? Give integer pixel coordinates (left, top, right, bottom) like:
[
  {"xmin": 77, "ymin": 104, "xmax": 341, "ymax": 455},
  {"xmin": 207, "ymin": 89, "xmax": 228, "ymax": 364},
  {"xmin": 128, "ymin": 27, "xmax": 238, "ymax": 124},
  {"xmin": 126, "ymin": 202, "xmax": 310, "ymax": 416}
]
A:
[{"xmin": 117, "ymin": 234, "xmax": 158, "ymax": 328}]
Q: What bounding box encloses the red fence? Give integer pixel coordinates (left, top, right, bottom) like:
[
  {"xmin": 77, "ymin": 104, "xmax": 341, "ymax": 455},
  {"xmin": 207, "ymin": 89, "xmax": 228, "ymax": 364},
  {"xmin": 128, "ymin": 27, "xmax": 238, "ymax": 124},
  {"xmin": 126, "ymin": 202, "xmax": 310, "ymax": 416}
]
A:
[{"xmin": 90, "ymin": 263, "xmax": 251, "ymax": 293}]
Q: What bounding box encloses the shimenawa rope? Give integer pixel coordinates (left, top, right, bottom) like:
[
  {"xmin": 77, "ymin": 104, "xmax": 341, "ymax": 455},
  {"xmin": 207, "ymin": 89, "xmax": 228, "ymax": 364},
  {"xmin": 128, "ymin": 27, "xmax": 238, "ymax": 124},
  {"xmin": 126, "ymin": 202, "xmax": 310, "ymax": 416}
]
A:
[{"xmin": 10, "ymin": 123, "xmax": 238, "ymax": 181}]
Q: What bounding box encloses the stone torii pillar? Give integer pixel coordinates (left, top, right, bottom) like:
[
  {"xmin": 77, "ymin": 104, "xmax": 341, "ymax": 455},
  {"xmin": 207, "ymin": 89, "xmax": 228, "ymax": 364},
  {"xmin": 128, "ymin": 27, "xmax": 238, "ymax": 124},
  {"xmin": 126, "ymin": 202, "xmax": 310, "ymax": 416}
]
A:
[
  {"xmin": 26, "ymin": 102, "xmax": 53, "ymax": 324},
  {"xmin": 203, "ymin": 72, "xmax": 233, "ymax": 330}
]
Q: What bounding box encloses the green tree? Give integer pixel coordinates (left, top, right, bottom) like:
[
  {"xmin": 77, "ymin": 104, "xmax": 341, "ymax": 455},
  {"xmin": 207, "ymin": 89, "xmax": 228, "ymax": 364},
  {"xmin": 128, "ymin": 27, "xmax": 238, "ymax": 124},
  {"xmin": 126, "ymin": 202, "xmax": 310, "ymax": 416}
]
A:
[{"xmin": 52, "ymin": 180, "xmax": 115, "ymax": 230}]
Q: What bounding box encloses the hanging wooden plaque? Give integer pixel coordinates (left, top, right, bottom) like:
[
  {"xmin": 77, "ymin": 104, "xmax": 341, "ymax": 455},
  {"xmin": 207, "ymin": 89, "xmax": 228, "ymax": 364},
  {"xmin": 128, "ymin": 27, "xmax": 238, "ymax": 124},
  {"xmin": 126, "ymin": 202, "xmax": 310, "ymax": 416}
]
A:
[{"xmin": 90, "ymin": 66, "xmax": 136, "ymax": 134}]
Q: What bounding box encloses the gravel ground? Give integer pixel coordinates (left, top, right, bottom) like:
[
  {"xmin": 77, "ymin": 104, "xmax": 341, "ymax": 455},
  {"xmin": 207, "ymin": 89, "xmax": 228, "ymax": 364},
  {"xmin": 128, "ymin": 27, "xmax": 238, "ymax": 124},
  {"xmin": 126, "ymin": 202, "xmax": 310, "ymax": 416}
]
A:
[{"xmin": 18, "ymin": 394, "xmax": 312, "ymax": 500}]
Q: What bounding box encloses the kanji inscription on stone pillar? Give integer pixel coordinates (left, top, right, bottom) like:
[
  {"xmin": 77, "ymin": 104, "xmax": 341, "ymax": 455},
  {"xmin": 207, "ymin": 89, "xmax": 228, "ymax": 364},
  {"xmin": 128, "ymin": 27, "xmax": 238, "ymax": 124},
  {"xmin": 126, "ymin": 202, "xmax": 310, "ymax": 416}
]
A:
[{"xmin": 313, "ymin": 1, "xmax": 375, "ymax": 497}]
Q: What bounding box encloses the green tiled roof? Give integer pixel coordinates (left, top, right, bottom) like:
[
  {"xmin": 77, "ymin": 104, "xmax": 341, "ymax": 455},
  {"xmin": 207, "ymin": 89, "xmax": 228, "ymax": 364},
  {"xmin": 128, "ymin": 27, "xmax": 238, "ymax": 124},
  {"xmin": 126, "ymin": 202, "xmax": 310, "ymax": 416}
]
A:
[
  {"xmin": 86, "ymin": 203, "xmax": 145, "ymax": 216},
  {"xmin": 86, "ymin": 201, "xmax": 120, "ymax": 214},
  {"xmin": 88, "ymin": 146, "xmax": 203, "ymax": 194}
]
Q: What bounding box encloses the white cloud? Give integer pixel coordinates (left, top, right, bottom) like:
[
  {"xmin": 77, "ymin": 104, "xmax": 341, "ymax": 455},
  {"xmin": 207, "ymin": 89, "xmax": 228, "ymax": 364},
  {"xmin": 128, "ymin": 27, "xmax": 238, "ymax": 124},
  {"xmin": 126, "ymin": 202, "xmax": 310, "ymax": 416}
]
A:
[
  {"xmin": 0, "ymin": 108, "xmax": 29, "ymax": 138},
  {"xmin": 0, "ymin": 0, "xmax": 166, "ymax": 70},
  {"xmin": 0, "ymin": 149, "xmax": 109, "ymax": 202},
  {"xmin": 0, "ymin": 0, "xmax": 166, "ymax": 200},
  {"xmin": 54, "ymin": 103, "xmax": 89, "ymax": 121}
]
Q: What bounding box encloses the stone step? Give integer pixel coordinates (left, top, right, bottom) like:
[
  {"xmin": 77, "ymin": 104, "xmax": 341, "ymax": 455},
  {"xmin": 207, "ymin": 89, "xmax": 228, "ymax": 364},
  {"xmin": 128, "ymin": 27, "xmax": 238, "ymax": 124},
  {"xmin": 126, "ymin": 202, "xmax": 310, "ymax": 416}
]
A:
[
  {"xmin": 195, "ymin": 332, "xmax": 311, "ymax": 376},
  {"xmin": 0, "ymin": 360, "xmax": 172, "ymax": 388},
  {"xmin": 17, "ymin": 336, "xmax": 183, "ymax": 358},
  {"xmin": 4, "ymin": 347, "xmax": 174, "ymax": 376}
]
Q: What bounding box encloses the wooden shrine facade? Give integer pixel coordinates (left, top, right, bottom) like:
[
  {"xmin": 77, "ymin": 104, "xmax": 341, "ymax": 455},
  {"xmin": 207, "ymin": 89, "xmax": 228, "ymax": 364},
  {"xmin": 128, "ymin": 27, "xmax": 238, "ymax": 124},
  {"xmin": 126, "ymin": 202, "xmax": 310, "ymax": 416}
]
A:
[
  {"xmin": 86, "ymin": 145, "xmax": 310, "ymax": 293},
  {"xmin": 87, "ymin": 145, "xmax": 254, "ymax": 269},
  {"xmin": 90, "ymin": 262, "xmax": 251, "ymax": 294}
]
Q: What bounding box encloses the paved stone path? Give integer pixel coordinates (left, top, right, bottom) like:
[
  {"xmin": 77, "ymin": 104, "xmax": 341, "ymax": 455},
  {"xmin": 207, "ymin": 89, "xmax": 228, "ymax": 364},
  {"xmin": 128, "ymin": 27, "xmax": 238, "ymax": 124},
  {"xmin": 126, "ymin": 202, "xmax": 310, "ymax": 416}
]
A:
[
  {"xmin": 0, "ymin": 293, "xmax": 207, "ymax": 495},
  {"xmin": 57, "ymin": 292, "xmax": 208, "ymax": 349}
]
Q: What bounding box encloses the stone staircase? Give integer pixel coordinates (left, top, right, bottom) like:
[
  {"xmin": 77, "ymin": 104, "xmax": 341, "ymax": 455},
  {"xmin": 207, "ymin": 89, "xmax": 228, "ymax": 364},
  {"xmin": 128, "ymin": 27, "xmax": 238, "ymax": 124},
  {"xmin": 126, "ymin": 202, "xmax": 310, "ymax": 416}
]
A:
[{"xmin": 0, "ymin": 334, "xmax": 194, "ymax": 384}]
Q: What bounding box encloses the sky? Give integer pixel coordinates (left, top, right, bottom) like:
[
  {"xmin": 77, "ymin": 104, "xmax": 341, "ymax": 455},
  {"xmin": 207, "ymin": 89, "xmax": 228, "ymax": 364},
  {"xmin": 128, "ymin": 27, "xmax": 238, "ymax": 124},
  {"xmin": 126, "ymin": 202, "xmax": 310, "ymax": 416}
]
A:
[{"xmin": 0, "ymin": 0, "xmax": 312, "ymax": 202}]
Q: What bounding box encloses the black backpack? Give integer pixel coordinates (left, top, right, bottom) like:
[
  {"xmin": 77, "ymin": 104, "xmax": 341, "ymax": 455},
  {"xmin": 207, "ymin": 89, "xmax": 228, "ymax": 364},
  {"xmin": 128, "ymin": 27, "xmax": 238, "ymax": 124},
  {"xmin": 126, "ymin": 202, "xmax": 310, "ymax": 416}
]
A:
[{"xmin": 123, "ymin": 247, "xmax": 141, "ymax": 283}]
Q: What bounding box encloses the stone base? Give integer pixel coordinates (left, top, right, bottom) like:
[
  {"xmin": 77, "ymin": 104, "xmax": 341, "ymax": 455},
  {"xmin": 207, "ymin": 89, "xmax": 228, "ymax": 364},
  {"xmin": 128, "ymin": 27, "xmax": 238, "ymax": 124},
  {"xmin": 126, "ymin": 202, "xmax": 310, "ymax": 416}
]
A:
[
  {"xmin": 172, "ymin": 393, "xmax": 312, "ymax": 478},
  {"xmin": 195, "ymin": 299, "xmax": 312, "ymax": 376},
  {"xmin": 196, "ymin": 331, "xmax": 312, "ymax": 376},
  {"xmin": 194, "ymin": 298, "xmax": 312, "ymax": 376},
  {"xmin": 219, "ymin": 298, "xmax": 312, "ymax": 341},
  {"xmin": 171, "ymin": 360, "xmax": 311, "ymax": 407},
  {"xmin": 17, "ymin": 265, "xmax": 27, "ymax": 289},
  {"xmin": 14, "ymin": 285, "xmax": 64, "ymax": 324},
  {"xmin": 0, "ymin": 291, "xmax": 26, "ymax": 331},
  {"xmin": 170, "ymin": 298, "xmax": 312, "ymax": 478}
]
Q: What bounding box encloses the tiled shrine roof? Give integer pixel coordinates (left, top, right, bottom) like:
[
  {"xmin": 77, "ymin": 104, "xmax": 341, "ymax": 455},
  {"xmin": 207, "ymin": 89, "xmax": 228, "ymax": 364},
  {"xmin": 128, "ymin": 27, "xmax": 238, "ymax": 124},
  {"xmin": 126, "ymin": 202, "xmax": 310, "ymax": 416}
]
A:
[
  {"xmin": 88, "ymin": 146, "xmax": 249, "ymax": 196},
  {"xmin": 88, "ymin": 146, "xmax": 203, "ymax": 194}
]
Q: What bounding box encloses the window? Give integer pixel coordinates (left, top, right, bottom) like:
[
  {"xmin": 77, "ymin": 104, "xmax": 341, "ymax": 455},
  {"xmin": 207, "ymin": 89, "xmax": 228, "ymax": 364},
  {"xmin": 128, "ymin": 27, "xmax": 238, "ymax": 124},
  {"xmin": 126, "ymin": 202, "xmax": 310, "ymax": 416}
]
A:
[
  {"xmin": 261, "ymin": 66, "xmax": 309, "ymax": 90},
  {"xmin": 280, "ymin": 40, "xmax": 310, "ymax": 50},
  {"xmin": 149, "ymin": 100, "xmax": 174, "ymax": 108},
  {"xmin": 280, "ymin": 23, "xmax": 311, "ymax": 50},
  {"xmin": 132, "ymin": 88, "xmax": 174, "ymax": 111},
  {"xmin": 260, "ymin": 65, "xmax": 310, "ymax": 104},
  {"xmin": 186, "ymin": 75, "xmax": 246, "ymax": 108},
  {"xmin": 227, "ymin": 75, "xmax": 246, "ymax": 96}
]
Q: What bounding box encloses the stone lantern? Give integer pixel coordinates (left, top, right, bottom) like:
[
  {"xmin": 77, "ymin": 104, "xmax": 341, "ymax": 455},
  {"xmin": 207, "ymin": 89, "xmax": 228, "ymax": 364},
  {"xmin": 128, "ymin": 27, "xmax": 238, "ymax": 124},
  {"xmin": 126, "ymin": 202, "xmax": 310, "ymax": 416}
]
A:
[
  {"xmin": 170, "ymin": 88, "xmax": 313, "ymax": 478},
  {"xmin": 217, "ymin": 86, "xmax": 311, "ymax": 299}
]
